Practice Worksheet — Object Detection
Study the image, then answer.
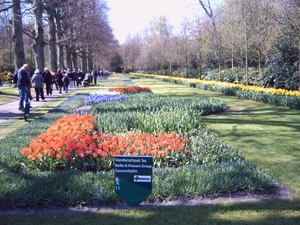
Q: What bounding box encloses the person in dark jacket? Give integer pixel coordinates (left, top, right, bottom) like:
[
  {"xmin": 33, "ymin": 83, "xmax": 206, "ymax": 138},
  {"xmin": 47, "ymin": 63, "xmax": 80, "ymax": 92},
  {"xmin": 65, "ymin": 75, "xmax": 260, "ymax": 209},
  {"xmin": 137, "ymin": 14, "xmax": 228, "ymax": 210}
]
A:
[
  {"xmin": 42, "ymin": 67, "xmax": 52, "ymax": 95},
  {"xmin": 56, "ymin": 69, "xmax": 63, "ymax": 94},
  {"xmin": 17, "ymin": 64, "xmax": 31, "ymax": 111},
  {"xmin": 77, "ymin": 69, "xmax": 84, "ymax": 86},
  {"xmin": 31, "ymin": 69, "xmax": 45, "ymax": 101},
  {"xmin": 63, "ymin": 73, "xmax": 70, "ymax": 93}
]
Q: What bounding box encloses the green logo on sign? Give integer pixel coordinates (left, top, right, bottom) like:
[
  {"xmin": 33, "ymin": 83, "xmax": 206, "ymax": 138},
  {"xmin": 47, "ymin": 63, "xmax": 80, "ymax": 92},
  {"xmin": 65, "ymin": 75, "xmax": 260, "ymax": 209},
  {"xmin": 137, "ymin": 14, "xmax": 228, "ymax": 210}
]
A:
[{"xmin": 115, "ymin": 156, "xmax": 153, "ymax": 207}]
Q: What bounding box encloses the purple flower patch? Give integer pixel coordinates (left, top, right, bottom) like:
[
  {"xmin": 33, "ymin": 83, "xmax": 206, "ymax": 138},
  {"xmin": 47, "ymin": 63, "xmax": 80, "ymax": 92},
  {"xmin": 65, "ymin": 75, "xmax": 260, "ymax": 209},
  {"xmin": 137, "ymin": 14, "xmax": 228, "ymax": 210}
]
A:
[{"xmin": 85, "ymin": 94, "xmax": 129, "ymax": 105}]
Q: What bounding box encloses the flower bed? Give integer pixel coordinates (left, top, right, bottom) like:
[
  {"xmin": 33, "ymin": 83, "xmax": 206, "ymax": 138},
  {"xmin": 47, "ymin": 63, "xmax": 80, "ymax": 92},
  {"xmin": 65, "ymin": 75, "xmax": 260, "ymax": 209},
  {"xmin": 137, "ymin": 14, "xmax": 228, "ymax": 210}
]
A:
[
  {"xmin": 85, "ymin": 94, "xmax": 129, "ymax": 105},
  {"xmin": 0, "ymin": 80, "xmax": 277, "ymax": 208},
  {"xmin": 131, "ymin": 73, "xmax": 300, "ymax": 109},
  {"xmin": 21, "ymin": 114, "xmax": 189, "ymax": 171},
  {"xmin": 109, "ymin": 86, "xmax": 151, "ymax": 93}
]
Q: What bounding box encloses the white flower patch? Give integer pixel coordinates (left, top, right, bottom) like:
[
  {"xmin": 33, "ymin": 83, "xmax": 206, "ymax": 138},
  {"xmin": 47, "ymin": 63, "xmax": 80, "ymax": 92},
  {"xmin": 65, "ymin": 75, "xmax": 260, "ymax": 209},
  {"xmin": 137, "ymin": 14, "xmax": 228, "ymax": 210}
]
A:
[{"xmin": 90, "ymin": 90, "xmax": 121, "ymax": 96}]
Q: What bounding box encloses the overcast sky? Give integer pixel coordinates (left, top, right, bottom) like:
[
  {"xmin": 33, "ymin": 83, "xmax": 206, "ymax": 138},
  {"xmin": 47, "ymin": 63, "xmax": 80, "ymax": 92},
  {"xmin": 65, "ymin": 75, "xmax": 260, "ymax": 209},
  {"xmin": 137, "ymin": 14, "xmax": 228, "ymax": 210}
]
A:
[{"xmin": 107, "ymin": 0, "xmax": 224, "ymax": 44}]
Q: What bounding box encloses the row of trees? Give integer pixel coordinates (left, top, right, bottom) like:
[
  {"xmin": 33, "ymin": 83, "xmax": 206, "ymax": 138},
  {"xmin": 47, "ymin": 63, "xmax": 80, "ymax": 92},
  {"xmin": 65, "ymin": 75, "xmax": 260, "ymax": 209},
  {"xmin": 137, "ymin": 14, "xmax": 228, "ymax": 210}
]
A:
[
  {"xmin": 0, "ymin": 0, "xmax": 116, "ymax": 73},
  {"xmin": 1, "ymin": 0, "xmax": 300, "ymax": 90},
  {"xmin": 118, "ymin": 0, "xmax": 300, "ymax": 91}
]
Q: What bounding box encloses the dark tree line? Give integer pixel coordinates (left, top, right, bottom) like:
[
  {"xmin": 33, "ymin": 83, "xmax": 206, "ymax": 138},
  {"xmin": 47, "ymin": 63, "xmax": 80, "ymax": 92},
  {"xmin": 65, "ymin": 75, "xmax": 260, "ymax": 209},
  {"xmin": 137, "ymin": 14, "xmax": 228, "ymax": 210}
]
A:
[{"xmin": 0, "ymin": 0, "xmax": 116, "ymax": 73}]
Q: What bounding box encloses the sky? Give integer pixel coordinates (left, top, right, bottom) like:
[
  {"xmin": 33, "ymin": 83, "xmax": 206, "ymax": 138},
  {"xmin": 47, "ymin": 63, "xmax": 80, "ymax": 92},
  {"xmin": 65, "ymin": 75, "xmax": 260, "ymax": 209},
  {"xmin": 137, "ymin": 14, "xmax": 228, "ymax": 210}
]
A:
[{"xmin": 107, "ymin": 0, "xmax": 224, "ymax": 44}]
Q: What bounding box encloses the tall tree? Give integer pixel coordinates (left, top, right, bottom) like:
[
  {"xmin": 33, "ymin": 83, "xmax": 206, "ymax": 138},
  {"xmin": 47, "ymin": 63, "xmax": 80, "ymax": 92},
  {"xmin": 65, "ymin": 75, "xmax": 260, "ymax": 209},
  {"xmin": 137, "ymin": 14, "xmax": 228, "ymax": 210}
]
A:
[
  {"xmin": 198, "ymin": 0, "xmax": 222, "ymax": 80},
  {"xmin": 0, "ymin": 3, "xmax": 14, "ymax": 70},
  {"xmin": 144, "ymin": 16, "xmax": 173, "ymax": 71},
  {"xmin": 121, "ymin": 34, "xmax": 142, "ymax": 72},
  {"xmin": 12, "ymin": 0, "xmax": 25, "ymax": 70},
  {"xmin": 45, "ymin": 0, "xmax": 58, "ymax": 71},
  {"xmin": 191, "ymin": 17, "xmax": 206, "ymax": 78},
  {"xmin": 179, "ymin": 18, "xmax": 193, "ymax": 77},
  {"xmin": 32, "ymin": 0, "xmax": 45, "ymax": 71}
]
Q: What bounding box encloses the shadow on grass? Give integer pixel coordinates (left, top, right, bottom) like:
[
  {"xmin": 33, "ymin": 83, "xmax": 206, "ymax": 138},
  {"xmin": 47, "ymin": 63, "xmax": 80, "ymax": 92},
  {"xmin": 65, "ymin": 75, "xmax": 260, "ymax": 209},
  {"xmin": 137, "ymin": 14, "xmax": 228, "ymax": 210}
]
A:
[
  {"xmin": 0, "ymin": 91, "xmax": 19, "ymax": 97},
  {"xmin": 0, "ymin": 197, "xmax": 299, "ymax": 225},
  {"xmin": 0, "ymin": 111, "xmax": 23, "ymax": 121},
  {"xmin": 202, "ymin": 112, "xmax": 300, "ymax": 132}
]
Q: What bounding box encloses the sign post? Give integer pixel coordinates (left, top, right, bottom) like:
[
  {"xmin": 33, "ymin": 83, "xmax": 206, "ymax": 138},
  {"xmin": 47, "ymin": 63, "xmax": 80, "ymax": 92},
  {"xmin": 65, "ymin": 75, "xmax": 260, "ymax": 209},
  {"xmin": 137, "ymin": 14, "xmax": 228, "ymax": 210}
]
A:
[{"xmin": 114, "ymin": 155, "xmax": 153, "ymax": 207}]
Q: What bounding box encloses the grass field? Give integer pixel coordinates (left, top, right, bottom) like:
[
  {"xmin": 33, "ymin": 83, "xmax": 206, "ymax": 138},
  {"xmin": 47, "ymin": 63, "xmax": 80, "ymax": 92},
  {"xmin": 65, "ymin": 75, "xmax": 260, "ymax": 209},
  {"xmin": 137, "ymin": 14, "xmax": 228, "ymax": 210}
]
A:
[
  {"xmin": 0, "ymin": 75, "xmax": 299, "ymax": 225},
  {"xmin": 0, "ymin": 85, "xmax": 19, "ymax": 104},
  {"xmin": 132, "ymin": 77, "xmax": 300, "ymax": 195}
]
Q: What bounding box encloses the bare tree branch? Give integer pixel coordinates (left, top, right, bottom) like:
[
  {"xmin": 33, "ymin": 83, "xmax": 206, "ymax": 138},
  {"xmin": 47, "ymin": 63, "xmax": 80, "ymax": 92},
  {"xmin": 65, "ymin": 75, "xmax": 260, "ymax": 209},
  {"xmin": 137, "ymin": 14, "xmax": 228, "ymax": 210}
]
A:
[{"xmin": 0, "ymin": 2, "xmax": 16, "ymax": 13}]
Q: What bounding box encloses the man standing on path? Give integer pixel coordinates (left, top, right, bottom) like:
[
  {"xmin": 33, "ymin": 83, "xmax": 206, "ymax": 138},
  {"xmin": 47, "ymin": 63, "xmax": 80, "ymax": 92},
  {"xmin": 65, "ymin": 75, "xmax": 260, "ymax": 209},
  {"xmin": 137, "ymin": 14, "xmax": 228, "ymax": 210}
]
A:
[{"xmin": 17, "ymin": 64, "xmax": 31, "ymax": 111}]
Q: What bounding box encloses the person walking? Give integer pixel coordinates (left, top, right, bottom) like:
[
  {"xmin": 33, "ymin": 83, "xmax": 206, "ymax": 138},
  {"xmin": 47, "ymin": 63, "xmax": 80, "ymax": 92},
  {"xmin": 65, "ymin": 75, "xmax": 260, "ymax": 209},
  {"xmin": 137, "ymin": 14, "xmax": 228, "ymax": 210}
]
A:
[
  {"xmin": 17, "ymin": 64, "xmax": 31, "ymax": 111},
  {"xmin": 93, "ymin": 70, "xmax": 98, "ymax": 85},
  {"xmin": 56, "ymin": 69, "xmax": 63, "ymax": 94},
  {"xmin": 63, "ymin": 73, "xmax": 70, "ymax": 93},
  {"xmin": 51, "ymin": 69, "xmax": 58, "ymax": 91},
  {"xmin": 43, "ymin": 67, "xmax": 52, "ymax": 95},
  {"xmin": 25, "ymin": 69, "xmax": 33, "ymax": 102},
  {"xmin": 31, "ymin": 69, "xmax": 45, "ymax": 101}
]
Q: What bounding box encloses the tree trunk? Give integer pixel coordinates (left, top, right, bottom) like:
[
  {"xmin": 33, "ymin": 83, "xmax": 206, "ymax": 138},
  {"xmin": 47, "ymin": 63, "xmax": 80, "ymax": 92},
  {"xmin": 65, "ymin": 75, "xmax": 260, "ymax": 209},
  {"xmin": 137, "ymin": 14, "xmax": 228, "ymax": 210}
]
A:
[
  {"xmin": 12, "ymin": 0, "xmax": 25, "ymax": 70},
  {"xmin": 32, "ymin": 0, "xmax": 45, "ymax": 71},
  {"xmin": 72, "ymin": 50, "xmax": 78, "ymax": 71},
  {"xmin": 81, "ymin": 51, "xmax": 88, "ymax": 74},
  {"xmin": 198, "ymin": 0, "xmax": 222, "ymax": 80},
  {"xmin": 244, "ymin": 20, "xmax": 249, "ymax": 85},
  {"xmin": 258, "ymin": 50, "xmax": 261, "ymax": 76},
  {"xmin": 66, "ymin": 45, "xmax": 72, "ymax": 70},
  {"xmin": 299, "ymin": 40, "xmax": 300, "ymax": 91},
  {"xmin": 231, "ymin": 31, "xmax": 234, "ymax": 70},
  {"xmin": 198, "ymin": 49, "xmax": 202, "ymax": 79},
  {"xmin": 245, "ymin": 40, "xmax": 249, "ymax": 85},
  {"xmin": 88, "ymin": 50, "xmax": 93, "ymax": 71},
  {"xmin": 46, "ymin": 1, "xmax": 58, "ymax": 71},
  {"xmin": 56, "ymin": 7, "xmax": 64, "ymax": 69}
]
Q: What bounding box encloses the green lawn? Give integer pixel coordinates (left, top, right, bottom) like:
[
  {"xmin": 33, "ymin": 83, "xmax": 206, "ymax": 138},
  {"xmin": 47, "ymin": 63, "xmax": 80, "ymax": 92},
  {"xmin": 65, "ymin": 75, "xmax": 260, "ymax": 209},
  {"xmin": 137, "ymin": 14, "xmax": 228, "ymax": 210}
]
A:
[
  {"xmin": 0, "ymin": 76, "xmax": 299, "ymax": 224},
  {"xmin": 0, "ymin": 85, "xmax": 19, "ymax": 104},
  {"xmin": 133, "ymin": 77, "xmax": 300, "ymax": 195}
]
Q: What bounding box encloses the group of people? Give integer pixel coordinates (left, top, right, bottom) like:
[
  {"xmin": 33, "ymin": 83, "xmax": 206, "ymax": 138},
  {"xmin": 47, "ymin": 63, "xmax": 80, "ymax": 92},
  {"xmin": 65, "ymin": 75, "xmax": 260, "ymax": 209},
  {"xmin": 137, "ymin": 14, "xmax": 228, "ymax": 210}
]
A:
[
  {"xmin": 16, "ymin": 64, "xmax": 84, "ymax": 111},
  {"xmin": 85, "ymin": 69, "xmax": 111, "ymax": 86},
  {"xmin": 16, "ymin": 64, "xmax": 111, "ymax": 111}
]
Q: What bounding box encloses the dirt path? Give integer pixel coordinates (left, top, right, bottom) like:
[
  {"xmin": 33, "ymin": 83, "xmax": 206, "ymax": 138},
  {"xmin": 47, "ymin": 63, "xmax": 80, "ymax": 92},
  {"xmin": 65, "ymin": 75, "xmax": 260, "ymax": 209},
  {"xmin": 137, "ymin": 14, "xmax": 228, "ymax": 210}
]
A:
[{"xmin": 0, "ymin": 183, "xmax": 296, "ymax": 215}]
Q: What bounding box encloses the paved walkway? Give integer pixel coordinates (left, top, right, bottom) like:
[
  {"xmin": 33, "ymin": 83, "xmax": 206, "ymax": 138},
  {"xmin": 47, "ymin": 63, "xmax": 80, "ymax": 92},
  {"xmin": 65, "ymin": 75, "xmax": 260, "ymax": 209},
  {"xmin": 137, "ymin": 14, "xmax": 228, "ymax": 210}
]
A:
[{"xmin": 0, "ymin": 86, "xmax": 79, "ymax": 124}]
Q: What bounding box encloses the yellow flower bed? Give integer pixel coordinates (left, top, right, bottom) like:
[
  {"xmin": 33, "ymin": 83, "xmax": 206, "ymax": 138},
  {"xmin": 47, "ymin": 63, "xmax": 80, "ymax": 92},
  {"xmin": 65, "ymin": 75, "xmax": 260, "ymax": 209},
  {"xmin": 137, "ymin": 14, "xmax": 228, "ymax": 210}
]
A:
[{"xmin": 132, "ymin": 73, "xmax": 300, "ymax": 98}]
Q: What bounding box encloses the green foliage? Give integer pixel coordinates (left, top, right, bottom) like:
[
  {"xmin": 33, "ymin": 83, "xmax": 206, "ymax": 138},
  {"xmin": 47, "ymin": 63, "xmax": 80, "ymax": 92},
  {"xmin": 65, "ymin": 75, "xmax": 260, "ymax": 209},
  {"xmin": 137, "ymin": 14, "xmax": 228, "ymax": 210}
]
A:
[
  {"xmin": 235, "ymin": 90, "xmax": 300, "ymax": 109},
  {"xmin": 265, "ymin": 35, "xmax": 299, "ymax": 90},
  {"xmin": 110, "ymin": 52, "xmax": 123, "ymax": 73},
  {"xmin": 185, "ymin": 128, "xmax": 243, "ymax": 165},
  {"xmin": 223, "ymin": 67, "xmax": 244, "ymax": 83},
  {"xmin": 253, "ymin": 67, "xmax": 269, "ymax": 87},
  {"xmin": 152, "ymin": 161, "xmax": 275, "ymax": 198},
  {"xmin": 202, "ymin": 67, "xmax": 263, "ymax": 86},
  {"xmin": 201, "ymin": 68, "xmax": 220, "ymax": 80},
  {"xmin": 92, "ymin": 93, "xmax": 227, "ymax": 135},
  {"xmin": 91, "ymin": 92, "xmax": 236, "ymax": 168},
  {"xmin": 136, "ymin": 74, "xmax": 300, "ymax": 109},
  {"xmin": 156, "ymin": 69, "xmax": 170, "ymax": 76}
]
